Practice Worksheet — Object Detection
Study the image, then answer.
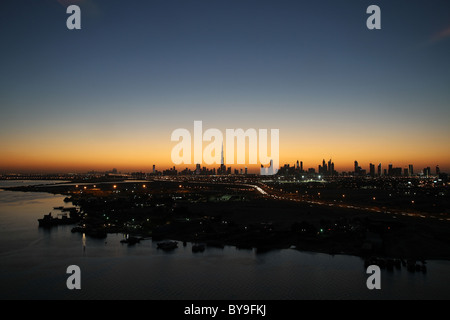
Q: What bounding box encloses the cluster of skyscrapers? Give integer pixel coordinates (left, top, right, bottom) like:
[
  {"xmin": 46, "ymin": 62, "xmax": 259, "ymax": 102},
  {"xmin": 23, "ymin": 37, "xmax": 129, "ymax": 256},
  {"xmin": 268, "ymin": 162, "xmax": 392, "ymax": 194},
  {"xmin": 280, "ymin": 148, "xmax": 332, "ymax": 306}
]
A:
[
  {"xmin": 147, "ymin": 154, "xmax": 441, "ymax": 177},
  {"xmin": 357, "ymin": 161, "xmax": 439, "ymax": 178},
  {"xmin": 277, "ymin": 160, "xmax": 442, "ymax": 178},
  {"xmin": 277, "ymin": 159, "xmax": 336, "ymax": 177}
]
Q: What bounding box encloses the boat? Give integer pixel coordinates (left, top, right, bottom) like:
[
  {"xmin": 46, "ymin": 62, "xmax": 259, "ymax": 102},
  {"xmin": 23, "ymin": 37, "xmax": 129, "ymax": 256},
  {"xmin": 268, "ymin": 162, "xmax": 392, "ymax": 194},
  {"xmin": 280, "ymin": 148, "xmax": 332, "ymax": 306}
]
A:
[
  {"xmin": 192, "ymin": 244, "xmax": 205, "ymax": 253},
  {"xmin": 407, "ymin": 259, "xmax": 416, "ymax": 273},
  {"xmin": 236, "ymin": 244, "xmax": 253, "ymax": 250},
  {"xmin": 157, "ymin": 241, "xmax": 178, "ymax": 251},
  {"xmin": 38, "ymin": 213, "xmax": 58, "ymax": 227},
  {"xmin": 120, "ymin": 236, "xmax": 141, "ymax": 245},
  {"xmin": 38, "ymin": 209, "xmax": 81, "ymax": 227},
  {"xmin": 86, "ymin": 229, "xmax": 107, "ymax": 239},
  {"xmin": 71, "ymin": 226, "xmax": 84, "ymax": 233},
  {"xmin": 58, "ymin": 213, "xmax": 75, "ymax": 225},
  {"xmin": 206, "ymin": 241, "xmax": 225, "ymax": 249}
]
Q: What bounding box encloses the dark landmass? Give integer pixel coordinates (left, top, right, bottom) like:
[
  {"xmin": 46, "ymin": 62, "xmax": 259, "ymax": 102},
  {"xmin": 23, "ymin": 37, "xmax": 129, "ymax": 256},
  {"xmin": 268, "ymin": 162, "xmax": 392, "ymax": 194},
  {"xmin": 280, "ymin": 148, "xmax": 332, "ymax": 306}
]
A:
[{"xmin": 5, "ymin": 177, "xmax": 450, "ymax": 262}]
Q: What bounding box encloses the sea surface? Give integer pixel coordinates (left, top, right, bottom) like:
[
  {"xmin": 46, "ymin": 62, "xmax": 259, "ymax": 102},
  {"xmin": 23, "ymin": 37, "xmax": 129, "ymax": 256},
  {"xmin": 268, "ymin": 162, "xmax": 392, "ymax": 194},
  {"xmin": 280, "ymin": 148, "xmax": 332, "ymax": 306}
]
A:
[{"xmin": 1, "ymin": 180, "xmax": 450, "ymax": 300}]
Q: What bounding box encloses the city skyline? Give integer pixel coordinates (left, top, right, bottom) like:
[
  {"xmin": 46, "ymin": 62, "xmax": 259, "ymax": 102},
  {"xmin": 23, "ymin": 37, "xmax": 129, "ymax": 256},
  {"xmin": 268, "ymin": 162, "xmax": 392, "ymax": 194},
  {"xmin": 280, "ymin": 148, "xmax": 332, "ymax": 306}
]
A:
[
  {"xmin": 0, "ymin": 157, "xmax": 444, "ymax": 176},
  {"xmin": 1, "ymin": 1, "xmax": 449, "ymax": 174},
  {"xmin": 2, "ymin": 1, "xmax": 450, "ymax": 303}
]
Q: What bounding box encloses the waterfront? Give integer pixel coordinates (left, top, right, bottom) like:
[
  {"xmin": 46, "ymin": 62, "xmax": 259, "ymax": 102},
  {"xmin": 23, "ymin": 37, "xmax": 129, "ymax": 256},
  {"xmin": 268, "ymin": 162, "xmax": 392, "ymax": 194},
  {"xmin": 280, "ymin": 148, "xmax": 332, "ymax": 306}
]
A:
[{"xmin": 1, "ymin": 181, "xmax": 450, "ymax": 300}]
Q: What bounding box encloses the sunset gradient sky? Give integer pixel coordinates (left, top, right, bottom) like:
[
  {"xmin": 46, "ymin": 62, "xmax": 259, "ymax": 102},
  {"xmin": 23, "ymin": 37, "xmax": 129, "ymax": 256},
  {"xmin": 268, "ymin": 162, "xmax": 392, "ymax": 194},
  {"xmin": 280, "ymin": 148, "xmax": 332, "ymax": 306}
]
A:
[{"xmin": 1, "ymin": 0, "xmax": 449, "ymax": 173}]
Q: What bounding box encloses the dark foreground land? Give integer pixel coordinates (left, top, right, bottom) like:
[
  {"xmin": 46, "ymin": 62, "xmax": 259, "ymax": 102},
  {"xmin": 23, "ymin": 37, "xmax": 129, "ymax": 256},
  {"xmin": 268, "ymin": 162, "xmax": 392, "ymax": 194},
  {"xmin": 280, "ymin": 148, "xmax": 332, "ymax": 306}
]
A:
[{"xmin": 5, "ymin": 179, "xmax": 450, "ymax": 261}]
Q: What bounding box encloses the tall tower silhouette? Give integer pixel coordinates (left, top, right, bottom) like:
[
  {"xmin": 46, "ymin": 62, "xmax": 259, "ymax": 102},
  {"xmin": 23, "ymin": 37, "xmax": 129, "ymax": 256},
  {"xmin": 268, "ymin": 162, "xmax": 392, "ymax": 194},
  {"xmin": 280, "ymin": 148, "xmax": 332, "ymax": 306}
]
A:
[{"xmin": 219, "ymin": 143, "xmax": 226, "ymax": 174}]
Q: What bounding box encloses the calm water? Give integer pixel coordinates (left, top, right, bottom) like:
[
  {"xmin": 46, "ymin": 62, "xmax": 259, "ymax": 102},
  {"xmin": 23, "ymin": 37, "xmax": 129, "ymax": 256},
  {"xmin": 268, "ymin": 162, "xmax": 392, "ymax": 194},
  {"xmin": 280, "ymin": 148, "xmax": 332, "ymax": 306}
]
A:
[{"xmin": 1, "ymin": 180, "xmax": 450, "ymax": 300}]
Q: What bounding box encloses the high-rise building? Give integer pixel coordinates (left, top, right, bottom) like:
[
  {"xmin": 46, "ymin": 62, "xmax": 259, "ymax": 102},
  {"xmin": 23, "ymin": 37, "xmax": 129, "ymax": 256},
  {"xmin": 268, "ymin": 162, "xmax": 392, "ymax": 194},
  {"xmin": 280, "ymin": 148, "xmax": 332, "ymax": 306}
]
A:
[
  {"xmin": 354, "ymin": 160, "xmax": 362, "ymax": 176},
  {"xmin": 377, "ymin": 163, "xmax": 382, "ymax": 177},
  {"xmin": 219, "ymin": 143, "xmax": 226, "ymax": 174},
  {"xmin": 260, "ymin": 159, "xmax": 274, "ymax": 176},
  {"xmin": 408, "ymin": 164, "xmax": 414, "ymax": 176},
  {"xmin": 436, "ymin": 165, "xmax": 440, "ymax": 175},
  {"xmin": 327, "ymin": 159, "xmax": 334, "ymax": 176},
  {"xmin": 370, "ymin": 163, "xmax": 375, "ymax": 178},
  {"xmin": 300, "ymin": 161, "xmax": 303, "ymax": 173},
  {"xmin": 152, "ymin": 165, "xmax": 156, "ymax": 174},
  {"xmin": 391, "ymin": 167, "xmax": 402, "ymax": 176}
]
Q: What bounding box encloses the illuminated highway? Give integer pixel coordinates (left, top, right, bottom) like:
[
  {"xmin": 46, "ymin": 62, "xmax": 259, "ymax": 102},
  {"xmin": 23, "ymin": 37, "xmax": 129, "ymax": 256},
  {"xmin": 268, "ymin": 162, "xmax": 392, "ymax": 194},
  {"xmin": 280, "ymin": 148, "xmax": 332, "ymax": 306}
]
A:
[
  {"xmin": 255, "ymin": 182, "xmax": 450, "ymax": 222},
  {"xmin": 154, "ymin": 176, "xmax": 449, "ymax": 222}
]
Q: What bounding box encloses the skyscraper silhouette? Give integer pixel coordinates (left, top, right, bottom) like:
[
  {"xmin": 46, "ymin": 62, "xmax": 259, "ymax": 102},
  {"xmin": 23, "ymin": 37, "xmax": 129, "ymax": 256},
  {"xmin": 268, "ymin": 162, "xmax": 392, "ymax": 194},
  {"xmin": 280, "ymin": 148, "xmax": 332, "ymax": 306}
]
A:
[{"xmin": 220, "ymin": 143, "xmax": 226, "ymax": 174}]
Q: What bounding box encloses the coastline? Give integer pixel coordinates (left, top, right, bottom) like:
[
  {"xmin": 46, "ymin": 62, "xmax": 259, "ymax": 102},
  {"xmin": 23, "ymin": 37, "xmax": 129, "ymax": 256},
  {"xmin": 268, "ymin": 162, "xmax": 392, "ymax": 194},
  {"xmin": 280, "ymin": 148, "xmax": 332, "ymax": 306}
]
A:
[{"xmin": 4, "ymin": 181, "xmax": 450, "ymax": 262}]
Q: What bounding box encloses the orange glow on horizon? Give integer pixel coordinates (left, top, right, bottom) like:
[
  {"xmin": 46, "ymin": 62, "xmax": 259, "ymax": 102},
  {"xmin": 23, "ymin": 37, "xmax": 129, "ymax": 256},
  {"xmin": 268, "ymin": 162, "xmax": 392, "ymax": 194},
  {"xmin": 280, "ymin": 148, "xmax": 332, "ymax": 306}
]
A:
[
  {"xmin": 1, "ymin": 123, "xmax": 449, "ymax": 173},
  {"xmin": 1, "ymin": 144, "xmax": 448, "ymax": 174}
]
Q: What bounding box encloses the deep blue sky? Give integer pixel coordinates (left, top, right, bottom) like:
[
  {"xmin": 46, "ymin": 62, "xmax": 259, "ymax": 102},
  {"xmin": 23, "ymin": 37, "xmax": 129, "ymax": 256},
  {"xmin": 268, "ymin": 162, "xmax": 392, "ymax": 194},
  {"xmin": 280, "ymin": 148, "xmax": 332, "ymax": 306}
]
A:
[{"xmin": 0, "ymin": 0, "xmax": 449, "ymax": 172}]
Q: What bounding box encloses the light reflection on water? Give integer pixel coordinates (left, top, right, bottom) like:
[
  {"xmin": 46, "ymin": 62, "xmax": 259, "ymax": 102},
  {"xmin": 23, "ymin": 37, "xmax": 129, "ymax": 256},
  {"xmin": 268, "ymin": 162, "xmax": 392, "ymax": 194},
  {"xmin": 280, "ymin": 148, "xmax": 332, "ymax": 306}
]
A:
[{"xmin": 0, "ymin": 181, "xmax": 450, "ymax": 300}]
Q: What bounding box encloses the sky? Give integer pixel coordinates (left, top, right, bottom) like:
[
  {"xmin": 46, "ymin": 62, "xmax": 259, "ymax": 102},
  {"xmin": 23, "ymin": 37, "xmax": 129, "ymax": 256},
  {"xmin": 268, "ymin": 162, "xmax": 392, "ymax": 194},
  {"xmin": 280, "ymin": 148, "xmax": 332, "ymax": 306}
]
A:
[{"xmin": 0, "ymin": 0, "xmax": 449, "ymax": 173}]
